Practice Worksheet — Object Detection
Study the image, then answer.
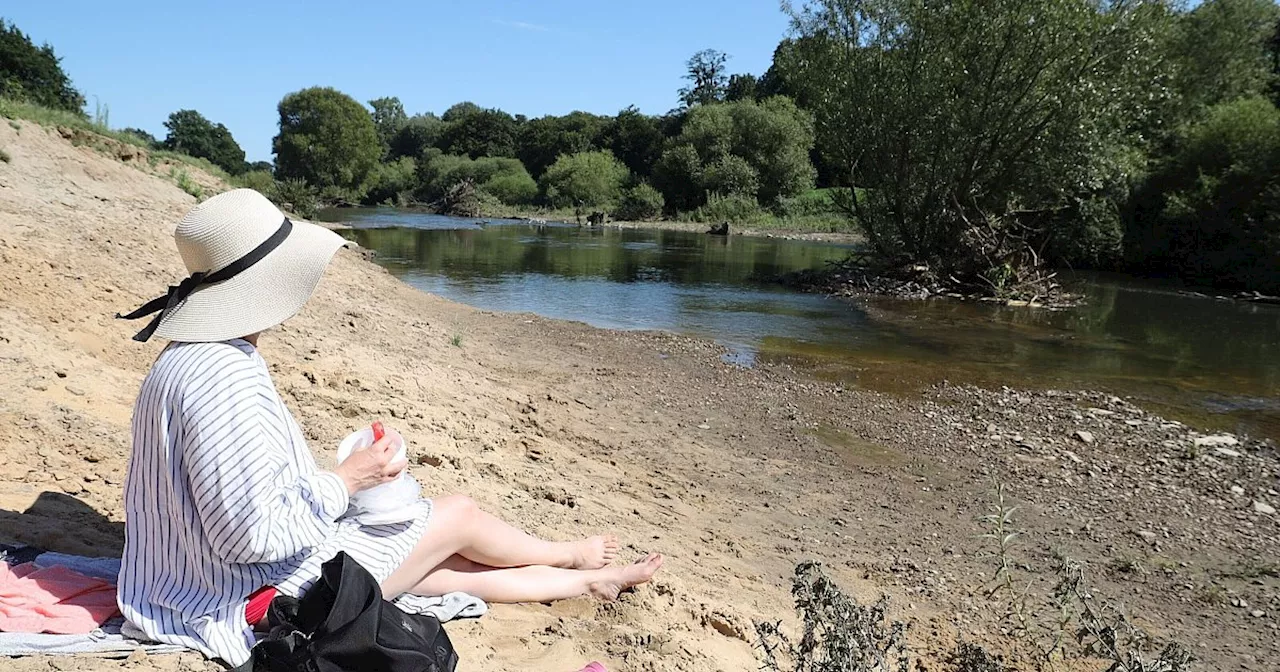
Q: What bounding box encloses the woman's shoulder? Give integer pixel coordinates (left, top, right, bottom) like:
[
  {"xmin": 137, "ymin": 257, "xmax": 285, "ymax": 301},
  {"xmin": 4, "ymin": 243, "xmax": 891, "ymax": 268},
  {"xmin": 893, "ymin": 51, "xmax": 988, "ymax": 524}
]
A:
[{"xmin": 147, "ymin": 340, "xmax": 265, "ymax": 391}]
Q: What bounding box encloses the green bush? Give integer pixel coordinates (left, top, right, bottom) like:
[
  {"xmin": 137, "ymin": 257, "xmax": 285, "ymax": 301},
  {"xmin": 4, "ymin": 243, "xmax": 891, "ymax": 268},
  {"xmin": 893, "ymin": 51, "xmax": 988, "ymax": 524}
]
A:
[
  {"xmin": 539, "ymin": 150, "xmax": 630, "ymax": 208},
  {"xmin": 363, "ymin": 156, "xmax": 417, "ymax": 205},
  {"xmin": 273, "ymin": 87, "xmax": 381, "ymax": 198},
  {"xmin": 234, "ymin": 169, "xmax": 275, "ymax": 194},
  {"xmin": 614, "ymin": 183, "xmax": 665, "ymax": 220},
  {"xmin": 482, "ymin": 171, "xmax": 538, "ymax": 205},
  {"xmin": 414, "ymin": 153, "xmax": 536, "ymax": 206},
  {"xmin": 653, "ymin": 144, "xmax": 705, "ymax": 211},
  {"xmin": 1126, "ymin": 96, "xmax": 1280, "ymax": 292},
  {"xmin": 270, "ymin": 178, "xmax": 319, "ymax": 219},
  {"xmin": 0, "ymin": 146, "xmax": 10, "ymax": 163},
  {"xmin": 776, "ymin": 188, "xmax": 841, "ymax": 217},
  {"xmin": 702, "ymin": 154, "xmax": 760, "ymax": 198},
  {"xmin": 688, "ymin": 192, "xmax": 767, "ymax": 224}
]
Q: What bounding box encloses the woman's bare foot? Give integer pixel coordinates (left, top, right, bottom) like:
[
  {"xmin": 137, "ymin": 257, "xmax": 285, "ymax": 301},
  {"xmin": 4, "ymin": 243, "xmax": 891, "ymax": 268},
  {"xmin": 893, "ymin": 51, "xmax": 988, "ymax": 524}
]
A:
[
  {"xmin": 564, "ymin": 535, "xmax": 620, "ymax": 570},
  {"xmin": 588, "ymin": 553, "xmax": 664, "ymax": 601}
]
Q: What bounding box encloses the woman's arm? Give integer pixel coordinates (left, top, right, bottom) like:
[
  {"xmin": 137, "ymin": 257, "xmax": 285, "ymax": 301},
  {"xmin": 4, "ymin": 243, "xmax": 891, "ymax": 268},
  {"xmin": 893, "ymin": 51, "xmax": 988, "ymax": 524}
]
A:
[{"xmin": 180, "ymin": 358, "xmax": 349, "ymax": 565}]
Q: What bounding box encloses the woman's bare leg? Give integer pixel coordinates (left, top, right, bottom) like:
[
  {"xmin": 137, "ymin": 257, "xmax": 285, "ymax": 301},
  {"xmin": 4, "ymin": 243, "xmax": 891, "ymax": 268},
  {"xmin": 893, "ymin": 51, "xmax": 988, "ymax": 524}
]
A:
[
  {"xmin": 406, "ymin": 554, "xmax": 665, "ymax": 603},
  {"xmin": 381, "ymin": 494, "xmax": 622, "ymax": 598}
]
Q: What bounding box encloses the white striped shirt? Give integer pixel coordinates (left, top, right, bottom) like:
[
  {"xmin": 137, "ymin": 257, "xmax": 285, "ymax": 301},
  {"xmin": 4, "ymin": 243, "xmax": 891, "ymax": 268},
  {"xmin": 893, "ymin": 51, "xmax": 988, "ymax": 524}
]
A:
[{"xmin": 119, "ymin": 339, "xmax": 429, "ymax": 666}]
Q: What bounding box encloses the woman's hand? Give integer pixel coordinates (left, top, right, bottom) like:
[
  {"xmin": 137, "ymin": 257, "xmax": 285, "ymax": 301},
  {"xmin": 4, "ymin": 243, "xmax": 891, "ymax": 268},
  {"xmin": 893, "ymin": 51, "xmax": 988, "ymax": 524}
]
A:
[{"xmin": 334, "ymin": 433, "xmax": 407, "ymax": 495}]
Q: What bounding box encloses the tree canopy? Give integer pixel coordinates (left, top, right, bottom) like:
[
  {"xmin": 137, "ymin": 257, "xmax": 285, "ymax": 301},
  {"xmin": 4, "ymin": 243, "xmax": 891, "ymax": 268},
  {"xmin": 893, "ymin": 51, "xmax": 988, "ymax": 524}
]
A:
[
  {"xmin": 679, "ymin": 49, "xmax": 730, "ymax": 108},
  {"xmin": 162, "ymin": 109, "xmax": 246, "ymax": 175},
  {"xmin": 0, "ymin": 19, "xmax": 84, "ymax": 114},
  {"xmin": 273, "ymin": 87, "xmax": 382, "ymax": 196}
]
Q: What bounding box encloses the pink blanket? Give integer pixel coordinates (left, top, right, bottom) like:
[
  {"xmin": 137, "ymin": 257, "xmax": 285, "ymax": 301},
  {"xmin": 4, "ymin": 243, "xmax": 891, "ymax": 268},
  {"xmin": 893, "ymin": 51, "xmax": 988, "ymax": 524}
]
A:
[{"xmin": 0, "ymin": 562, "xmax": 119, "ymax": 634}]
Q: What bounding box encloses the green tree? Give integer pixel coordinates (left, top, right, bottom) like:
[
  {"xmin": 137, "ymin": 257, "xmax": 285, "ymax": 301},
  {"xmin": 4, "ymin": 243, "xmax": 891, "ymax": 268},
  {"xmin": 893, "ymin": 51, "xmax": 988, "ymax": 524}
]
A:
[
  {"xmin": 273, "ymin": 86, "xmax": 382, "ymax": 196},
  {"xmin": 162, "ymin": 109, "xmax": 247, "ymax": 175},
  {"xmin": 702, "ymin": 154, "xmax": 760, "ymax": 197},
  {"xmin": 368, "ymin": 96, "xmax": 408, "ymax": 155},
  {"xmin": 442, "ymin": 101, "xmax": 482, "ymax": 122},
  {"xmin": 602, "ymin": 106, "xmax": 665, "ymax": 177},
  {"xmin": 0, "ymin": 19, "xmax": 84, "ymax": 114},
  {"xmin": 388, "ymin": 113, "xmax": 443, "ymax": 160},
  {"xmin": 438, "ymin": 107, "xmax": 518, "ymax": 158},
  {"xmin": 726, "ymin": 73, "xmax": 759, "ymax": 102},
  {"xmin": 679, "ymin": 49, "xmax": 730, "ymax": 108},
  {"xmin": 662, "ymin": 97, "xmax": 815, "ymax": 205},
  {"xmin": 246, "ymin": 160, "xmax": 273, "ymax": 173},
  {"xmin": 1126, "ymin": 96, "xmax": 1280, "ymax": 292},
  {"xmin": 1170, "ymin": 0, "xmax": 1280, "ymax": 114},
  {"xmin": 615, "ymin": 182, "xmax": 666, "ymax": 220},
  {"xmin": 652, "ymin": 144, "xmax": 705, "ymax": 211},
  {"xmin": 516, "ymin": 111, "xmax": 609, "ymax": 177},
  {"xmin": 539, "ymin": 150, "xmax": 630, "ymax": 208},
  {"xmin": 785, "ymin": 0, "xmax": 1173, "ymax": 293}
]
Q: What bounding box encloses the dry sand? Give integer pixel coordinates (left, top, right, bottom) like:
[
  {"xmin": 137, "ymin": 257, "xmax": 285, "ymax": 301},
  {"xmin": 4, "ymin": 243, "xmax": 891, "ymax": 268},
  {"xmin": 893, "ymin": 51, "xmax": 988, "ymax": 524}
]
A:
[{"xmin": 0, "ymin": 120, "xmax": 1277, "ymax": 672}]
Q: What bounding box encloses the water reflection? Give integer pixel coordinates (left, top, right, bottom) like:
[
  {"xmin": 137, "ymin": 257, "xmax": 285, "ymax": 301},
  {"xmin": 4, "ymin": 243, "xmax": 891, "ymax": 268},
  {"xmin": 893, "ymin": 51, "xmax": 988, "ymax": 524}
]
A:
[{"xmin": 331, "ymin": 209, "xmax": 1280, "ymax": 440}]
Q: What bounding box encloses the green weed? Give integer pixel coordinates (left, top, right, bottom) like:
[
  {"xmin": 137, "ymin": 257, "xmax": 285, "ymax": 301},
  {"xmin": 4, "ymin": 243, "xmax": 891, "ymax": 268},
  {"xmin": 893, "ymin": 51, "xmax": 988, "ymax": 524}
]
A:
[
  {"xmin": 450, "ymin": 334, "xmax": 463, "ymax": 348},
  {"xmin": 8, "ymin": 120, "xmax": 19, "ymax": 131},
  {"xmin": 0, "ymin": 147, "xmax": 9, "ymax": 163},
  {"xmin": 173, "ymin": 168, "xmax": 203, "ymax": 200}
]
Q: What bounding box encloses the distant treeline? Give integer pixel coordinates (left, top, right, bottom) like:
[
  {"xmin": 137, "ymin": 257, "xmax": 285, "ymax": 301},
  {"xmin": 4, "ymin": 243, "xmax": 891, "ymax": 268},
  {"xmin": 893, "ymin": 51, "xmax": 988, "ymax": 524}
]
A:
[{"xmin": 3, "ymin": 1, "xmax": 1280, "ymax": 295}]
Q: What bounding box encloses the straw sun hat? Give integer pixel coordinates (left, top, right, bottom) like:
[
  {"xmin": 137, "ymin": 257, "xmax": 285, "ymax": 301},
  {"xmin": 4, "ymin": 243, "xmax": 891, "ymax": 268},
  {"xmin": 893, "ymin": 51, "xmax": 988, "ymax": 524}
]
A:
[{"xmin": 117, "ymin": 189, "xmax": 347, "ymax": 343}]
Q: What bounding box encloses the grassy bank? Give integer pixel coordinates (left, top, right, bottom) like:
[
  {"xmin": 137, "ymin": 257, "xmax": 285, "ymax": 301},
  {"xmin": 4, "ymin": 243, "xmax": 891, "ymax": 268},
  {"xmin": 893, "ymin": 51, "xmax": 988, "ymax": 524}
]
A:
[
  {"xmin": 481, "ymin": 188, "xmax": 857, "ymax": 235},
  {"xmin": 0, "ymin": 97, "xmax": 232, "ymax": 181}
]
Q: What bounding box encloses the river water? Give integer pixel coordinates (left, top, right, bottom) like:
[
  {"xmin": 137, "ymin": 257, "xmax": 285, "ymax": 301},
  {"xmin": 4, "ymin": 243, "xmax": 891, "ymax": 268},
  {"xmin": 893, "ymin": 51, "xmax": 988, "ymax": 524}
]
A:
[{"xmin": 322, "ymin": 208, "xmax": 1280, "ymax": 440}]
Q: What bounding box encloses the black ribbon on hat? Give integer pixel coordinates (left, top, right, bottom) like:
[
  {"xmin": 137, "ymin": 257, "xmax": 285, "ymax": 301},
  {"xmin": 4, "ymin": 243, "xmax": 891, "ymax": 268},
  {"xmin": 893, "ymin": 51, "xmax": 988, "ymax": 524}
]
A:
[{"xmin": 117, "ymin": 217, "xmax": 293, "ymax": 342}]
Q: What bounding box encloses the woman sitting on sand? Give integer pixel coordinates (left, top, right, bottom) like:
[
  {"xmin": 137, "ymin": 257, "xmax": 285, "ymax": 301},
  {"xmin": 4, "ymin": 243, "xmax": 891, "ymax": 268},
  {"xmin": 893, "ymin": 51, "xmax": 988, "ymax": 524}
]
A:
[{"xmin": 115, "ymin": 189, "xmax": 662, "ymax": 667}]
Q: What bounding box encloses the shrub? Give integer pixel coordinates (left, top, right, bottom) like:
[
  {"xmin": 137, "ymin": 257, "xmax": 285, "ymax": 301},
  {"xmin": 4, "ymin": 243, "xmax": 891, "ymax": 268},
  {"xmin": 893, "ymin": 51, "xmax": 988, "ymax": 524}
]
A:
[
  {"xmin": 539, "ymin": 150, "xmax": 629, "ymax": 208},
  {"xmin": 614, "ymin": 182, "xmax": 665, "ymax": 221},
  {"xmin": 120, "ymin": 127, "xmax": 160, "ymax": 148},
  {"xmin": 690, "ymin": 192, "xmax": 766, "ymax": 224},
  {"xmin": 483, "ymin": 171, "xmax": 537, "ymax": 205},
  {"xmin": 1126, "ymin": 96, "xmax": 1280, "ymax": 292},
  {"xmin": 170, "ymin": 167, "xmax": 203, "ymax": 200},
  {"xmin": 653, "ymin": 144, "xmax": 705, "ymax": 211},
  {"xmin": 234, "ymin": 169, "xmax": 275, "ymax": 194},
  {"xmin": 270, "ymin": 178, "xmax": 318, "ymax": 218},
  {"xmin": 363, "ymin": 156, "xmax": 417, "ymax": 206},
  {"xmin": 702, "ymin": 154, "xmax": 760, "ymax": 198},
  {"xmin": 776, "ymin": 188, "xmax": 840, "ymax": 217},
  {"xmin": 414, "ymin": 153, "xmax": 536, "ymax": 206},
  {"xmin": 273, "ymin": 87, "xmax": 381, "ymax": 198},
  {"xmin": 0, "ymin": 146, "xmax": 10, "ymax": 163}
]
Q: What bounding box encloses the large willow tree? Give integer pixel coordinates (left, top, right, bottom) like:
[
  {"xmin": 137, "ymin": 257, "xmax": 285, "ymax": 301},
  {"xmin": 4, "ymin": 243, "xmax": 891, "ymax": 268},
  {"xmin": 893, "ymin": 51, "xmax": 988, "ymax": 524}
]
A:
[{"xmin": 784, "ymin": 0, "xmax": 1174, "ymax": 295}]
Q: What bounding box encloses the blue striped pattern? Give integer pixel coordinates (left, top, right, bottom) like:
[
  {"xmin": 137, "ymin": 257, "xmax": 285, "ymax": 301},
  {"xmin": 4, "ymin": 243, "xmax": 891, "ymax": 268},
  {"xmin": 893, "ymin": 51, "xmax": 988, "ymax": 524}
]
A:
[{"xmin": 118, "ymin": 339, "xmax": 430, "ymax": 666}]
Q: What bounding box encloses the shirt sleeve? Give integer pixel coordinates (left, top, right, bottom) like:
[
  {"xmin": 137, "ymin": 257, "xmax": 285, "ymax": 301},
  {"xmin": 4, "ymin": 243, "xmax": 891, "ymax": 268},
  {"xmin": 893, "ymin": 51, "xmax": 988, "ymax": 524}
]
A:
[{"xmin": 180, "ymin": 354, "xmax": 350, "ymax": 565}]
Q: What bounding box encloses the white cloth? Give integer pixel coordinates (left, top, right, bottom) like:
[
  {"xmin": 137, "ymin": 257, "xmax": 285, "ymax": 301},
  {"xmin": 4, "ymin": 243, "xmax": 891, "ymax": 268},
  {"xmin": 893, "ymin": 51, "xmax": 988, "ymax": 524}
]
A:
[
  {"xmin": 118, "ymin": 339, "xmax": 432, "ymax": 667},
  {"xmin": 0, "ymin": 621, "xmax": 187, "ymax": 657}
]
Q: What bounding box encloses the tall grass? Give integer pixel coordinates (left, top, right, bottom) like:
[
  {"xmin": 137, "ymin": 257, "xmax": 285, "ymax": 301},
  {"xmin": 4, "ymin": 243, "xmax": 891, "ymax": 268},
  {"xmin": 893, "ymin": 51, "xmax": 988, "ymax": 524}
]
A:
[{"xmin": 0, "ymin": 97, "xmax": 231, "ymax": 181}]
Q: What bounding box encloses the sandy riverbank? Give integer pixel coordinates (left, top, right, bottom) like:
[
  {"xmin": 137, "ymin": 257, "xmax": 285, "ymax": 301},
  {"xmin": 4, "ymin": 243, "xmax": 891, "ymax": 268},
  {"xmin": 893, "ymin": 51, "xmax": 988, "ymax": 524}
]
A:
[{"xmin": 0, "ymin": 120, "xmax": 1276, "ymax": 671}]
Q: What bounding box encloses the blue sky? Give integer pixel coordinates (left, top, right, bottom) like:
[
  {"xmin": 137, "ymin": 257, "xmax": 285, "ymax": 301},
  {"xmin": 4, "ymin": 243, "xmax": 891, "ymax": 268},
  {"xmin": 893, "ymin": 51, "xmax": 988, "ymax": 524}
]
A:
[{"xmin": 7, "ymin": 1, "xmax": 793, "ymax": 161}]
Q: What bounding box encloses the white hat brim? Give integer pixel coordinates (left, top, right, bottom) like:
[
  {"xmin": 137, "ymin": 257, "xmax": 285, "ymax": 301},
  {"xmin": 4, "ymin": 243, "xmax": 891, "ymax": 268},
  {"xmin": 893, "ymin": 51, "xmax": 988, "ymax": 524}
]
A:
[{"xmin": 150, "ymin": 220, "xmax": 347, "ymax": 342}]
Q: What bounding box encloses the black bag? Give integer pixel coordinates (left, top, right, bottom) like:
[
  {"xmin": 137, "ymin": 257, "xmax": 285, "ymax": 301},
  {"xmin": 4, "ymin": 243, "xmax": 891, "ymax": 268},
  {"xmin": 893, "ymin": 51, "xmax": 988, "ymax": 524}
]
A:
[{"xmin": 252, "ymin": 552, "xmax": 458, "ymax": 672}]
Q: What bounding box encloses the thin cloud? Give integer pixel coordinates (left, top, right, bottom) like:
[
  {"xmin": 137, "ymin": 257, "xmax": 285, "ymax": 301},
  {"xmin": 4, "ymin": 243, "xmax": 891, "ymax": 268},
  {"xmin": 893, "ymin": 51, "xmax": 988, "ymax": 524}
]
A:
[{"xmin": 493, "ymin": 19, "xmax": 550, "ymax": 32}]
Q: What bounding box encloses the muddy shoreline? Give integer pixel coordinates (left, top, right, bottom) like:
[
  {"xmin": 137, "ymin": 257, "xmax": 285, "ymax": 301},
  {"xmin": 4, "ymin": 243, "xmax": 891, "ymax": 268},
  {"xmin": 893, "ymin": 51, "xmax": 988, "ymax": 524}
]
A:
[{"xmin": 1, "ymin": 120, "xmax": 1277, "ymax": 671}]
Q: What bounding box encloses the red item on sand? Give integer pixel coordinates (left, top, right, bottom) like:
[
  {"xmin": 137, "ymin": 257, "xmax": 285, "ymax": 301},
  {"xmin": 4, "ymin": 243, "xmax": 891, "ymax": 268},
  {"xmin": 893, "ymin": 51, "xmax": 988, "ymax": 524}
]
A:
[
  {"xmin": 245, "ymin": 586, "xmax": 278, "ymax": 626},
  {"xmin": 372, "ymin": 421, "xmax": 386, "ymax": 442},
  {"xmin": 0, "ymin": 562, "xmax": 120, "ymax": 634}
]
